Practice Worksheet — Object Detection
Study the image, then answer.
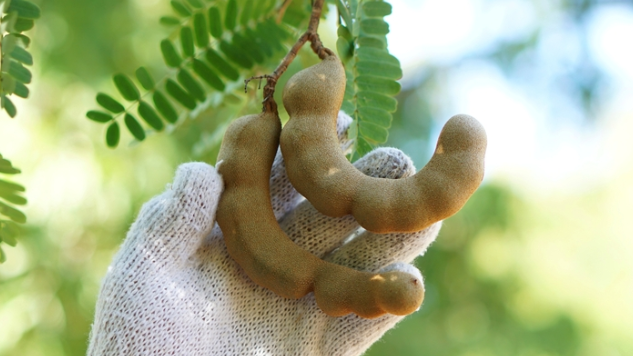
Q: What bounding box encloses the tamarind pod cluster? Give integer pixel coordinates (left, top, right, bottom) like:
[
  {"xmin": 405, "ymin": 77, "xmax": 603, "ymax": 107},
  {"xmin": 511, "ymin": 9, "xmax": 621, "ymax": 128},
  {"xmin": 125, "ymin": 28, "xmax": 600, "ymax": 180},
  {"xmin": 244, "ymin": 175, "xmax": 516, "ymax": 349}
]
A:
[
  {"xmin": 215, "ymin": 111, "xmax": 424, "ymax": 318},
  {"xmin": 281, "ymin": 55, "xmax": 487, "ymax": 233}
]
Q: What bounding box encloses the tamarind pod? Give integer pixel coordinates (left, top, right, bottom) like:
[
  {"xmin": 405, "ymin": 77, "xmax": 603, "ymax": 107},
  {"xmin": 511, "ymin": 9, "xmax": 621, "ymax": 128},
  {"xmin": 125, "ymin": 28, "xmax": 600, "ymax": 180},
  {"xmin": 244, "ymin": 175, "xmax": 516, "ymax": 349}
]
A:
[
  {"xmin": 281, "ymin": 55, "xmax": 487, "ymax": 233},
  {"xmin": 215, "ymin": 111, "xmax": 424, "ymax": 318}
]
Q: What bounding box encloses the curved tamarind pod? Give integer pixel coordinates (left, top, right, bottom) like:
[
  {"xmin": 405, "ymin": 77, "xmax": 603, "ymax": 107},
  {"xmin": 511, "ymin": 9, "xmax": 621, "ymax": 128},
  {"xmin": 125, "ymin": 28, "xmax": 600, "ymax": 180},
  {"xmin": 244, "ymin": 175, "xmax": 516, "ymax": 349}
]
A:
[
  {"xmin": 215, "ymin": 111, "xmax": 424, "ymax": 318},
  {"xmin": 281, "ymin": 55, "xmax": 487, "ymax": 233}
]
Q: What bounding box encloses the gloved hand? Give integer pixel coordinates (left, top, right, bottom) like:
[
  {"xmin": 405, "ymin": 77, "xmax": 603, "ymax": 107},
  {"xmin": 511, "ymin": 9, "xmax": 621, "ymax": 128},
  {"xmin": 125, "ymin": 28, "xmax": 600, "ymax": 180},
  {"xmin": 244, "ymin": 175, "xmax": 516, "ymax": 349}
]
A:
[{"xmin": 87, "ymin": 112, "xmax": 441, "ymax": 356}]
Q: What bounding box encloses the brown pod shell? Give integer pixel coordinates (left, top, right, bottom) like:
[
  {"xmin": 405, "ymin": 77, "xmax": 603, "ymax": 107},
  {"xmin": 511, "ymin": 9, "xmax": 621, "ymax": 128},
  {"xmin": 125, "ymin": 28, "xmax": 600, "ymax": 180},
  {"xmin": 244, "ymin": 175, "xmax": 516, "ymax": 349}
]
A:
[
  {"xmin": 216, "ymin": 111, "xmax": 424, "ymax": 318},
  {"xmin": 281, "ymin": 55, "xmax": 487, "ymax": 233}
]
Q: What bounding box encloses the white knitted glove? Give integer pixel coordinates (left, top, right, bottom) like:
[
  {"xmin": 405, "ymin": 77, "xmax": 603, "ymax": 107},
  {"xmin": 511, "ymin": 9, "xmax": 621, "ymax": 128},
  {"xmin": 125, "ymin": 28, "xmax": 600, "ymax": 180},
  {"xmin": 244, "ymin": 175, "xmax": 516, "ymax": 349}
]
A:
[{"xmin": 88, "ymin": 112, "xmax": 441, "ymax": 356}]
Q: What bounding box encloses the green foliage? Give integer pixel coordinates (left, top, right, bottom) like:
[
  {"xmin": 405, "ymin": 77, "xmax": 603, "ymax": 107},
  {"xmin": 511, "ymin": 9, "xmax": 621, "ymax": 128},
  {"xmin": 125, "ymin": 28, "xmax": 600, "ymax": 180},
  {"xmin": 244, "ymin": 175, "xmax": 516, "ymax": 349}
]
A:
[
  {"xmin": 1, "ymin": 0, "xmax": 39, "ymax": 118},
  {"xmin": 0, "ymin": 154, "xmax": 26, "ymax": 262},
  {"xmin": 0, "ymin": 0, "xmax": 36, "ymax": 262},
  {"xmin": 87, "ymin": 0, "xmax": 299, "ymax": 148},
  {"xmin": 336, "ymin": 0, "xmax": 402, "ymax": 159}
]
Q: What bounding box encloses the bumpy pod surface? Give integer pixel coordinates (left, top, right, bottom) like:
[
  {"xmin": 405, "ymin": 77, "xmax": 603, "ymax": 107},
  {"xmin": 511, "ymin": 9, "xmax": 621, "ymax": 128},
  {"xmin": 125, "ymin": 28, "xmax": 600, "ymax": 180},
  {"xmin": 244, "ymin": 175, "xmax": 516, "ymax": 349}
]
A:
[
  {"xmin": 215, "ymin": 111, "xmax": 424, "ymax": 318},
  {"xmin": 281, "ymin": 55, "xmax": 487, "ymax": 233}
]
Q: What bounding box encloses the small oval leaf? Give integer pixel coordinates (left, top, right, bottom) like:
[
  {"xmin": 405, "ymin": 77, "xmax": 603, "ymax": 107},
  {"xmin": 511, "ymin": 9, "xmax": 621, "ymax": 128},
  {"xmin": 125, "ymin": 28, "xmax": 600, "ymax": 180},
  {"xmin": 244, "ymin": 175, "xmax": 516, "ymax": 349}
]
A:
[
  {"xmin": 185, "ymin": 0, "xmax": 203, "ymax": 9},
  {"xmin": 224, "ymin": 0, "xmax": 237, "ymax": 30},
  {"xmin": 152, "ymin": 91, "xmax": 178, "ymax": 124},
  {"xmin": 357, "ymin": 91, "xmax": 397, "ymax": 112},
  {"xmin": 193, "ymin": 13, "xmax": 209, "ymax": 48},
  {"xmin": 358, "ymin": 107, "xmax": 392, "ymax": 127},
  {"xmin": 106, "ymin": 122, "xmax": 120, "ymax": 148},
  {"xmin": 355, "ymin": 75, "xmax": 401, "ymax": 96},
  {"xmin": 137, "ymin": 101, "xmax": 165, "ymax": 131},
  {"xmin": 208, "ymin": 7, "xmax": 222, "ymax": 39},
  {"xmin": 177, "ymin": 69, "xmax": 205, "ymax": 102},
  {"xmin": 14, "ymin": 18, "xmax": 34, "ymax": 32},
  {"xmin": 9, "ymin": 46, "xmax": 33, "ymax": 65},
  {"xmin": 0, "ymin": 201, "xmax": 26, "ymax": 224},
  {"xmin": 7, "ymin": 60, "xmax": 32, "ymax": 84},
  {"xmin": 205, "ymin": 49, "xmax": 239, "ymax": 81},
  {"xmin": 86, "ymin": 110, "xmax": 113, "ymax": 123},
  {"xmin": 165, "ymin": 79, "xmax": 196, "ymax": 110},
  {"xmin": 124, "ymin": 113, "xmax": 146, "ymax": 141},
  {"xmin": 135, "ymin": 67, "xmax": 155, "ymax": 90},
  {"xmin": 113, "ymin": 74, "xmax": 140, "ymax": 101},
  {"xmin": 359, "ymin": 121, "xmax": 389, "ymax": 143},
  {"xmin": 357, "ymin": 36, "xmax": 386, "ymax": 49},
  {"xmin": 180, "ymin": 26, "xmax": 194, "ymax": 58},
  {"xmin": 362, "ymin": 1, "xmax": 392, "ymax": 17},
  {"xmin": 219, "ymin": 40, "xmax": 253, "ymax": 69},
  {"xmin": 159, "ymin": 16, "xmax": 181, "ymax": 26},
  {"xmin": 356, "ymin": 136, "xmax": 374, "ymax": 157},
  {"xmin": 192, "ymin": 59, "xmax": 225, "ymax": 91},
  {"xmin": 160, "ymin": 39, "xmax": 182, "ymax": 68},
  {"xmin": 6, "ymin": 0, "xmax": 41, "ymax": 19},
  {"xmin": 170, "ymin": 1, "xmax": 191, "ymax": 17},
  {"xmin": 355, "ymin": 61, "xmax": 402, "ymax": 80},
  {"xmin": 96, "ymin": 93, "xmax": 125, "ymax": 113},
  {"xmin": 360, "ymin": 19, "xmax": 390, "ymax": 35}
]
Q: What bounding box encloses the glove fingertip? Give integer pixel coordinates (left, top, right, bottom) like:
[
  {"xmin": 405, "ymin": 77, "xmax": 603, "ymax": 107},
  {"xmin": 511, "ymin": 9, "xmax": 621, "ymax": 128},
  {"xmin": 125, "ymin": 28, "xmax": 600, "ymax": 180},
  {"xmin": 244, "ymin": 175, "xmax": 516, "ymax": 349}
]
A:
[{"xmin": 353, "ymin": 147, "xmax": 416, "ymax": 179}]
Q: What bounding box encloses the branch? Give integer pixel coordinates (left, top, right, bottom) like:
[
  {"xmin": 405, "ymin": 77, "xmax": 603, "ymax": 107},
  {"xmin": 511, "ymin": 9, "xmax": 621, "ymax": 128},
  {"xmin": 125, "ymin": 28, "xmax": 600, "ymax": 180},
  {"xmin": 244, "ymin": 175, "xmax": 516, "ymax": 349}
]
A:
[{"xmin": 245, "ymin": 0, "xmax": 335, "ymax": 113}]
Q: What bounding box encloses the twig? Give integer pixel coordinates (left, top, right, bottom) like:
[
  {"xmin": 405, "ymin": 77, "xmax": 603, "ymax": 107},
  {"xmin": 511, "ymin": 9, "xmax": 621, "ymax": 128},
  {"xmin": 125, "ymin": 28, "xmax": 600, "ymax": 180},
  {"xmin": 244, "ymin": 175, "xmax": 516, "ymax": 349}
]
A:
[
  {"xmin": 245, "ymin": 0, "xmax": 334, "ymax": 113},
  {"xmin": 276, "ymin": 0, "xmax": 294, "ymax": 24}
]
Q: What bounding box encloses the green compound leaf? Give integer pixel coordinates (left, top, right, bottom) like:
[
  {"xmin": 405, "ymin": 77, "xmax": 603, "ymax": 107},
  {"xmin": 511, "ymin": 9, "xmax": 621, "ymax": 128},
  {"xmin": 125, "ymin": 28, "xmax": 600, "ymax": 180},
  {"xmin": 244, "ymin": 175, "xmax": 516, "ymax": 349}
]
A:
[
  {"xmin": 180, "ymin": 26, "xmax": 194, "ymax": 58},
  {"xmin": 170, "ymin": 0, "xmax": 191, "ymax": 17},
  {"xmin": 224, "ymin": 0, "xmax": 237, "ymax": 30},
  {"xmin": 336, "ymin": 37, "xmax": 354, "ymax": 62},
  {"xmin": 160, "ymin": 39, "xmax": 182, "ymax": 68},
  {"xmin": 192, "ymin": 59, "xmax": 225, "ymax": 91},
  {"xmin": 159, "ymin": 16, "xmax": 181, "ymax": 26},
  {"xmin": 359, "ymin": 121, "xmax": 389, "ymax": 143},
  {"xmin": 177, "ymin": 69, "xmax": 205, "ymax": 102},
  {"xmin": 106, "ymin": 121, "xmax": 120, "ymax": 148},
  {"xmin": 193, "ymin": 13, "xmax": 209, "ymax": 48},
  {"xmin": 219, "ymin": 40, "xmax": 253, "ymax": 69},
  {"xmin": 185, "ymin": 0, "xmax": 203, "ymax": 9},
  {"xmin": 205, "ymin": 49, "xmax": 239, "ymax": 81},
  {"xmin": 360, "ymin": 18, "xmax": 389, "ymax": 36},
  {"xmin": 362, "ymin": 1, "xmax": 392, "ymax": 17},
  {"xmin": 234, "ymin": 33, "xmax": 263, "ymax": 64},
  {"xmin": 1, "ymin": 96, "xmax": 16, "ymax": 118},
  {"xmin": 6, "ymin": 0, "xmax": 40, "ymax": 19},
  {"xmin": 152, "ymin": 91, "xmax": 178, "ymax": 123},
  {"xmin": 13, "ymin": 81, "xmax": 29, "ymax": 98},
  {"xmin": 355, "ymin": 75, "xmax": 401, "ymax": 96},
  {"xmin": 96, "ymin": 93, "xmax": 125, "ymax": 113},
  {"xmin": 135, "ymin": 67, "xmax": 155, "ymax": 91},
  {"xmin": 165, "ymin": 79, "xmax": 196, "ymax": 110},
  {"xmin": 355, "ymin": 136, "xmax": 374, "ymax": 157},
  {"xmin": 0, "ymin": 201, "xmax": 26, "ymax": 224},
  {"xmin": 9, "ymin": 46, "xmax": 33, "ymax": 65},
  {"xmin": 86, "ymin": 110, "xmax": 113, "ymax": 123},
  {"xmin": 113, "ymin": 73, "xmax": 140, "ymax": 101},
  {"xmin": 208, "ymin": 7, "xmax": 222, "ymax": 39},
  {"xmin": 137, "ymin": 100, "xmax": 165, "ymax": 131},
  {"xmin": 124, "ymin": 113, "xmax": 146, "ymax": 141},
  {"xmin": 7, "ymin": 60, "xmax": 32, "ymax": 83},
  {"xmin": 13, "ymin": 18, "xmax": 34, "ymax": 32},
  {"xmin": 356, "ymin": 91, "xmax": 397, "ymax": 112}
]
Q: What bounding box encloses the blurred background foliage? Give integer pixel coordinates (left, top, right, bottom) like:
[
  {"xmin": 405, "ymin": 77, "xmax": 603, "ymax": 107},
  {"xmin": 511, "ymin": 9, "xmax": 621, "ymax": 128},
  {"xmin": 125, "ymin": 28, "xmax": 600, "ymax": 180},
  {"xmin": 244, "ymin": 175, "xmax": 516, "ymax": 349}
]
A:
[{"xmin": 1, "ymin": 0, "xmax": 632, "ymax": 355}]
